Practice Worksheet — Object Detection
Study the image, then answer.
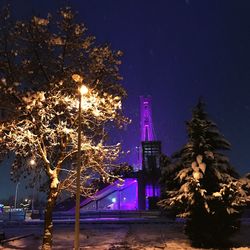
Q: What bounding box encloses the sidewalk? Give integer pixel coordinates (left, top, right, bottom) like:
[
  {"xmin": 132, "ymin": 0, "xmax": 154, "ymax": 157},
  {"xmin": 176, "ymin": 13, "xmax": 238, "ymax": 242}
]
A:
[{"xmin": 1, "ymin": 220, "xmax": 250, "ymax": 250}]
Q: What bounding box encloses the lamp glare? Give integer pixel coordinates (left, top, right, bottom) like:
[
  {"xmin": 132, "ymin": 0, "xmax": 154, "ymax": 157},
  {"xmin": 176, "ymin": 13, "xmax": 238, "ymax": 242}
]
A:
[{"xmin": 79, "ymin": 85, "xmax": 88, "ymax": 95}]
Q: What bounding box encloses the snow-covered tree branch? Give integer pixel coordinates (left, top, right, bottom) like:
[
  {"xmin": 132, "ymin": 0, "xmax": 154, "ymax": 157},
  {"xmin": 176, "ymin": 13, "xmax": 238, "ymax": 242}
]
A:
[{"xmin": 0, "ymin": 6, "xmax": 128, "ymax": 250}]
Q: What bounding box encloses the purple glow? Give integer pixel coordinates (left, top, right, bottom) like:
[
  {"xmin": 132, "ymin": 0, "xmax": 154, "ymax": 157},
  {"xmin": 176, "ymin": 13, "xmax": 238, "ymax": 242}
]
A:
[
  {"xmin": 140, "ymin": 96, "xmax": 155, "ymax": 142},
  {"xmin": 120, "ymin": 179, "xmax": 138, "ymax": 210},
  {"xmin": 73, "ymin": 178, "xmax": 138, "ymax": 211},
  {"xmin": 155, "ymin": 186, "xmax": 161, "ymax": 197},
  {"xmin": 146, "ymin": 184, "xmax": 160, "ymax": 197},
  {"xmin": 146, "ymin": 184, "xmax": 154, "ymax": 197}
]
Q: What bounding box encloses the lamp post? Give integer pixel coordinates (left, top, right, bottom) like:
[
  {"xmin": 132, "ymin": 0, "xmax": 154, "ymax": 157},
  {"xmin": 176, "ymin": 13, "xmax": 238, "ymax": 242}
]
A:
[
  {"xmin": 14, "ymin": 182, "xmax": 20, "ymax": 209},
  {"xmin": 72, "ymin": 74, "xmax": 88, "ymax": 250},
  {"xmin": 29, "ymin": 158, "xmax": 37, "ymax": 213}
]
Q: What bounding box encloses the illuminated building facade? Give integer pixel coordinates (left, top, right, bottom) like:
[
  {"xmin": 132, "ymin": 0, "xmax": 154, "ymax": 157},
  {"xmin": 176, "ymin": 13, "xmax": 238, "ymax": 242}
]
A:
[{"xmin": 75, "ymin": 96, "xmax": 162, "ymax": 211}]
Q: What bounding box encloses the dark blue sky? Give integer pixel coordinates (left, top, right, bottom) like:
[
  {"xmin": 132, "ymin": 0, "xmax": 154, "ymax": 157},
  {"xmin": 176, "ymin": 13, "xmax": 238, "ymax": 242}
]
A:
[{"xmin": 1, "ymin": 0, "xmax": 250, "ymax": 200}]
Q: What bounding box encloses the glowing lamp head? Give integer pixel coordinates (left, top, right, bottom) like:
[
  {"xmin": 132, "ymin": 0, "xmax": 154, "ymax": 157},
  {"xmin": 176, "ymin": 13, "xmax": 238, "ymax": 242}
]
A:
[
  {"xmin": 79, "ymin": 85, "xmax": 89, "ymax": 95},
  {"xmin": 111, "ymin": 197, "xmax": 116, "ymax": 203}
]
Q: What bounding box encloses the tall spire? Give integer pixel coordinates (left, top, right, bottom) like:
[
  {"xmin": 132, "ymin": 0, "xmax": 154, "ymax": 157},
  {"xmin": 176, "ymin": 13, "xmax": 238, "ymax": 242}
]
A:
[{"xmin": 140, "ymin": 96, "xmax": 155, "ymax": 141}]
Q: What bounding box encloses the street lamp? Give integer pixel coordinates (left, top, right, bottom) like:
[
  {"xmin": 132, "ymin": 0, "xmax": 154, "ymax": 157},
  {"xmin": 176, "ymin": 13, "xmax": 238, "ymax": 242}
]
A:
[
  {"xmin": 72, "ymin": 73, "xmax": 88, "ymax": 250},
  {"xmin": 79, "ymin": 85, "xmax": 88, "ymax": 96}
]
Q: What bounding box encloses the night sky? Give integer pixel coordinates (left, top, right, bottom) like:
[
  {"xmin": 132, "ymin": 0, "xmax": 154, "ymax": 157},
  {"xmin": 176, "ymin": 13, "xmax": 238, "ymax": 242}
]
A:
[{"xmin": 1, "ymin": 0, "xmax": 250, "ymax": 200}]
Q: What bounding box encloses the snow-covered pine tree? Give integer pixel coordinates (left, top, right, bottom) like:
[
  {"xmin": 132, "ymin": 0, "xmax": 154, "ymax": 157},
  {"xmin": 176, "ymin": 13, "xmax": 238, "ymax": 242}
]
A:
[{"xmin": 158, "ymin": 100, "xmax": 250, "ymax": 247}]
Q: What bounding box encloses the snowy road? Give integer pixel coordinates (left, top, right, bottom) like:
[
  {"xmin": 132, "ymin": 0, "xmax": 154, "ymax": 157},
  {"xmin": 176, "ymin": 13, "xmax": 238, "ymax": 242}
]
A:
[{"xmin": 1, "ymin": 221, "xmax": 250, "ymax": 249}]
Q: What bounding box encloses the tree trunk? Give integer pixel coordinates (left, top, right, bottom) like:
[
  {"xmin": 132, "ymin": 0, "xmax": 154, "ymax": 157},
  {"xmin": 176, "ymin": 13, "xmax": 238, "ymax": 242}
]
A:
[{"xmin": 42, "ymin": 186, "xmax": 58, "ymax": 250}]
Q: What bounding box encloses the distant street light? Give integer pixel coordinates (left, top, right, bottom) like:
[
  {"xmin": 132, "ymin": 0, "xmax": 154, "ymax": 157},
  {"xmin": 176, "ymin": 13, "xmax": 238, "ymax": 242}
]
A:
[
  {"xmin": 72, "ymin": 73, "xmax": 88, "ymax": 250},
  {"xmin": 29, "ymin": 158, "xmax": 36, "ymax": 166}
]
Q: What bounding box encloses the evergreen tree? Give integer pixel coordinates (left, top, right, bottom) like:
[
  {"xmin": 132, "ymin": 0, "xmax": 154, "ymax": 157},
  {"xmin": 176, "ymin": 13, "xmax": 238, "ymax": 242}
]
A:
[{"xmin": 159, "ymin": 101, "xmax": 250, "ymax": 247}]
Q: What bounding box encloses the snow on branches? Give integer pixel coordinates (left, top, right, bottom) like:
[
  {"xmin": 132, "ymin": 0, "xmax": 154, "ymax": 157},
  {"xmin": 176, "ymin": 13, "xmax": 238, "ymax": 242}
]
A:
[
  {"xmin": 0, "ymin": 5, "xmax": 128, "ymax": 248},
  {"xmin": 0, "ymin": 83, "xmax": 126, "ymax": 196},
  {"xmin": 159, "ymin": 101, "xmax": 250, "ymax": 218}
]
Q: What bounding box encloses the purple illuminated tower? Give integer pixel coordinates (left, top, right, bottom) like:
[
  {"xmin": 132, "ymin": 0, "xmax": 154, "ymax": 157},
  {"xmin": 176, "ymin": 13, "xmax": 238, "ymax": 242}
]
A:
[
  {"xmin": 137, "ymin": 96, "xmax": 162, "ymax": 210},
  {"xmin": 140, "ymin": 95, "xmax": 161, "ymax": 173},
  {"xmin": 140, "ymin": 96, "xmax": 155, "ymax": 142}
]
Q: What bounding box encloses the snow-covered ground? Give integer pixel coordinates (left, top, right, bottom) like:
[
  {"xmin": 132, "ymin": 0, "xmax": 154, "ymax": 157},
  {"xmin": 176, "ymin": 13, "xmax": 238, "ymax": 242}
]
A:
[{"xmin": 1, "ymin": 220, "xmax": 250, "ymax": 249}]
